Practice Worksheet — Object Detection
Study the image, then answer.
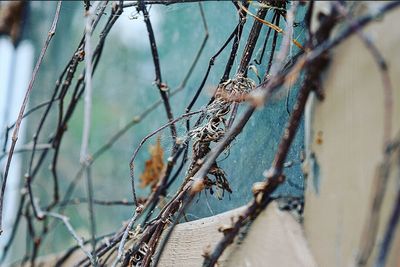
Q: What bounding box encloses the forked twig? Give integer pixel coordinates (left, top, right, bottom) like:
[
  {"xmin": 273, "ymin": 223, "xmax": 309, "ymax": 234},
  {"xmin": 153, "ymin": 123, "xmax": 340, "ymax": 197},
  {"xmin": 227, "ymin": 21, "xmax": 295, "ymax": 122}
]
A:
[{"xmin": 45, "ymin": 212, "xmax": 96, "ymax": 265}]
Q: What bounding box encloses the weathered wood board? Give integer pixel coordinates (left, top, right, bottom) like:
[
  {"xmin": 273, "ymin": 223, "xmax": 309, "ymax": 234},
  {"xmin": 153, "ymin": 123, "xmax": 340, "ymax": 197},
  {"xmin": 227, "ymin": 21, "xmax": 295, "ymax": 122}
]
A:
[
  {"xmin": 303, "ymin": 2, "xmax": 400, "ymax": 267},
  {"xmin": 25, "ymin": 202, "xmax": 316, "ymax": 267}
]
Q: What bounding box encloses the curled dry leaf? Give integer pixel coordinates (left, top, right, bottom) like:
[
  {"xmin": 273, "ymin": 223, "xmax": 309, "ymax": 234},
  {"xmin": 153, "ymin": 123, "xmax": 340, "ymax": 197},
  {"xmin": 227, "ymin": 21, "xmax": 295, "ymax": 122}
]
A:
[{"xmin": 140, "ymin": 136, "xmax": 165, "ymax": 189}]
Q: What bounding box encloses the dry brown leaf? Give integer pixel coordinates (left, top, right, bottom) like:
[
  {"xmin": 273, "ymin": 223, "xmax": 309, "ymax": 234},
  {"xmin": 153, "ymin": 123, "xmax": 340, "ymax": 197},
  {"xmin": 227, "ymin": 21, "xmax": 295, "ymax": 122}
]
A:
[{"xmin": 140, "ymin": 136, "xmax": 165, "ymax": 189}]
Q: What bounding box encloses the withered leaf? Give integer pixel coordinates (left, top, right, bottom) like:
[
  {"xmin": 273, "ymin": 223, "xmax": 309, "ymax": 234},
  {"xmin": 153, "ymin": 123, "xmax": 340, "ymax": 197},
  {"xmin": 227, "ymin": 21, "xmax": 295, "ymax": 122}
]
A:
[{"xmin": 140, "ymin": 136, "xmax": 165, "ymax": 189}]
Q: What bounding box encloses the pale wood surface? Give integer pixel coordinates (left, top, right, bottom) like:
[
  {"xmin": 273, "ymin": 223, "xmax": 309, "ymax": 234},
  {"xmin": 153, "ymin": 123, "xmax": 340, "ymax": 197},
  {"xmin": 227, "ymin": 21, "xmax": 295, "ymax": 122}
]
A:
[
  {"xmin": 303, "ymin": 2, "xmax": 400, "ymax": 267},
  {"xmin": 26, "ymin": 202, "xmax": 316, "ymax": 267},
  {"xmin": 222, "ymin": 202, "xmax": 316, "ymax": 267},
  {"xmin": 157, "ymin": 202, "xmax": 315, "ymax": 267}
]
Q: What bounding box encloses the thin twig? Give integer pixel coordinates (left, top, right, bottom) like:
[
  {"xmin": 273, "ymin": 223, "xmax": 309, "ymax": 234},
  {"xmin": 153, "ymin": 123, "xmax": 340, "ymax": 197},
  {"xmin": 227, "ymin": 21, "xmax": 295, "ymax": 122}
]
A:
[
  {"xmin": 138, "ymin": 0, "xmax": 177, "ymax": 144},
  {"xmin": 59, "ymin": 198, "xmax": 135, "ymax": 207},
  {"xmin": 227, "ymin": 4, "xmax": 269, "ymax": 128},
  {"xmin": 111, "ymin": 208, "xmax": 141, "ymax": 267},
  {"xmin": 45, "ymin": 212, "xmax": 96, "ymax": 265},
  {"xmin": 82, "ymin": 2, "xmax": 102, "ymax": 264}
]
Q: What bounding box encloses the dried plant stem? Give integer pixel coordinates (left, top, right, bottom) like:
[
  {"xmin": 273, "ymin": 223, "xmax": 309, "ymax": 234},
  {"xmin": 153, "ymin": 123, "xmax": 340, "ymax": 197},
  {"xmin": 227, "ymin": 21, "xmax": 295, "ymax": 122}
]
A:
[
  {"xmin": 81, "ymin": 2, "xmax": 103, "ymax": 264},
  {"xmin": 111, "ymin": 209, "xmax": 141, "ymax": 267},
  {"xmin": 138, "ymin": 0, "xmax": 177, "ymax": 144}
]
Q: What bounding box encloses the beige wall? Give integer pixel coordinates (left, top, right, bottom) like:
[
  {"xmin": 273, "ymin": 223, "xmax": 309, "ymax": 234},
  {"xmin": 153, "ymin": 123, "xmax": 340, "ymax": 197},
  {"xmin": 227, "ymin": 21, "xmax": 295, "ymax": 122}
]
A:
[{"xmin": 304, "ymin": 2, "xmax": 400, "ymax": 267}]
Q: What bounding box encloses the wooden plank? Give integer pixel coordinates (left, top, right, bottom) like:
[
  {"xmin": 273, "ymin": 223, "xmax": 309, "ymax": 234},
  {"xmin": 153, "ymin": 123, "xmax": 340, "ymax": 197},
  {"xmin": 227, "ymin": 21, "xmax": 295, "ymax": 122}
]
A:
[
  {"xmin": 28, "ymin": 202, "xmax": 316, "ymax": 266},
  {"xmin": 303, "ymin": 2, "xmax": 400, "ymax": 267}
]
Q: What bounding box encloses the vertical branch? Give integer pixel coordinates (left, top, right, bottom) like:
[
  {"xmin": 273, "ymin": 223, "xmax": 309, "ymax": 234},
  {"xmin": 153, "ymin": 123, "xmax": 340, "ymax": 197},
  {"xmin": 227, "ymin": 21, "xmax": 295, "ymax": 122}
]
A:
[
  {"xmin": 265, "ymin": 14, "xmax": 281, "ymax": 79},
  {"xmin": 0, "ymin": 1, "xmax": 62, "ymax": 235},
  {"xmin": 81, "ymin": 2, "xmax": 96, "ymax": 163},
  {"xmin": 221, "ymin": 2, "xmax": 248, "ymax": 82},
  {"xmin": 138, "ymin": 1, "xmax": 177, "ymax": 143},
  {"xmin": 356, "ymin": 154, "xmax": 392, "ymax": 266},
  {"xmin": 237, "ymin": 6, "xmax": 268, "ymax": 75},
  {"xmin": 254, "ymin": 12, "xmax": 278, "ymax": 65},
  {"xmin": 185, "ymin": 20, "xmax": 240, "ymax": 118},
  {"xmin": 227, "ymin": 4, "xmax": 269, "ymax": 128},
  {"xmin": 186, "ymin": 2, "xmax": 248, "ymax": 135},
  {"xmin": 81, "ymin": 1, "xmax": 101, "ymax": 264}
]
